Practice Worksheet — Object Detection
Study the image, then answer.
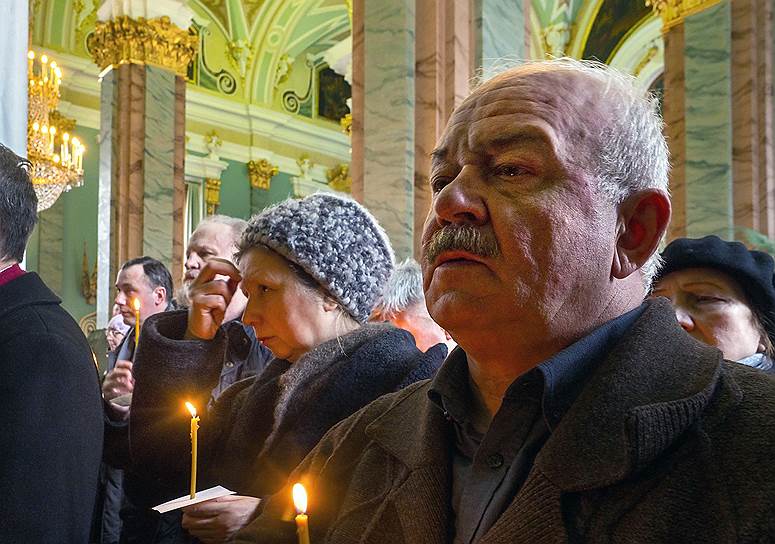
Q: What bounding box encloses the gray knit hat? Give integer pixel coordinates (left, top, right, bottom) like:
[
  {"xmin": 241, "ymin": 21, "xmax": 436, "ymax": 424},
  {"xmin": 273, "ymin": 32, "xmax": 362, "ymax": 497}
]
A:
[{"xmin": 239, "ymin": 193, "xmax": 395, "ymax": 323}]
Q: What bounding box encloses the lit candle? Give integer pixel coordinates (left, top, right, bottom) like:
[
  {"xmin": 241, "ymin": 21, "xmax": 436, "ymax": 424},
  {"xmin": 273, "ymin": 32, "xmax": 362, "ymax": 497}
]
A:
[
  {"xmin": 185, "ymin": 402, "xmax": 200, "ymax": 499},
  {"xmin": 292, "ymin": 483, "xmax": 311, "ymax": 544},
  {"xmin": 41, "ymin": 54, "xmax": 48, "ymax": 83},
  {"xmin": 27, "ymin": 50, "xmax": 34, "ymax": 78},
  {"xmin": 48, "ymin": 126, "xmax": 56, "ymax": 155},
  {"xmin": 132, "ymin": 297, "xmax": 141, "ymax": 348},
  {"xmin": 62, "ymin": 133, "xmax": 70, "ymax": 165}
]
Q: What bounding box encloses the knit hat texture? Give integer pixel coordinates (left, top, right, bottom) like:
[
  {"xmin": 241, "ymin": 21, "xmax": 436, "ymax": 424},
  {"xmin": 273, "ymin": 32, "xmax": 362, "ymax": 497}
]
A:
[
  {"xmin": 656, "ymin": 235, "xmax": 775, "ymax": 342},
  {"xmin": 241, "ymin": 193, "xmax": 395, "ymax": 323}
]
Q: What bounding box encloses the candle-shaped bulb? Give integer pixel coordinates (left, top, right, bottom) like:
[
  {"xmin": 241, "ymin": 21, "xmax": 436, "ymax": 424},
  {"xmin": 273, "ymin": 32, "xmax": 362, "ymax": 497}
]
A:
[
  {"xmin": 41, "ymin": 55, "xmax": 48, "ymax": 64},
  {"xmin": 63, "ymin": 133, "xmax": 70, "ymax": 142},
  {"xmin": 71, "ymin": 137, "xmax": 80, "ymax": 147},
  {"xmin": 185, "ymin": 401, "xmax": 197, "ymax": 418},
  {"xmin": 54, "ymin": 67, "xmax": 62, "ymax": 79},
  {"xmin": 49, "ymin": 126, "xmax": 56, "ymax": 135},
  {"xmin": 32, "ymin": 122, "xmax": 39, "ymax": 132},
  {"xmin": 28, "ymin": 50, "xmax": 35, "ymax": 60},
  {"xmin": 53, "ymin": 154, "xmax": 60, "ymax": 164},
  {"xmin": 292, "ymin": 483, "xmax": 308, "ymax": 514},
  {"xmin": 41, "ymin": 124, "xmax": 48, "ymax": 134}
]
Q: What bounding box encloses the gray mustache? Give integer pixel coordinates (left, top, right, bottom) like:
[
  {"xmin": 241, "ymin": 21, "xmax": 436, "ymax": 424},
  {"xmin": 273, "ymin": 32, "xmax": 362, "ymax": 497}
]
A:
[{"xmin": 423, "ymin": 225, "xmax": 500, "ymax": 265}]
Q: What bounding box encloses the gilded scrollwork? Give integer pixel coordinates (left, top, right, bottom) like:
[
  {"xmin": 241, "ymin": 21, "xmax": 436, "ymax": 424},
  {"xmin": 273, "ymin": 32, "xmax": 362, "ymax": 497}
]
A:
[
  {"xmin": 87, "ymin": 16, "xmax": 198, "ymax": 77},
  {"xmin": 327, "ymin": 164, "xmax": 351, "ymax": 193}
]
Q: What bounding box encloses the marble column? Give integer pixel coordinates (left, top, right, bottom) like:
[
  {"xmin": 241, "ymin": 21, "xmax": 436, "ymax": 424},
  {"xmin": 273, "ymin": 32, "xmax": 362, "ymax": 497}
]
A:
[
  {"xmin": 352, "ymin": 0, "xmax": 416, "ymax": 259},
  {"xmin": 414, "ymin": 0, "xmax": 472, "ymax": 256},
  {"xmin": 658, "ymin": 0, "xmax": 775, "ymax": 244},
  {"xmin": 0, "ymin": 0, "xmax": 27, "ymax": 156},
  {"xmin": 663, "ymin": 24, "xmax": 687, "ymax": 240},
  {"xmin": 472, "ymin": 0, "xmax": 525, "ymax": 78},
  {"xmin": 683, "ymin": 1, "xmax": 733, "ymax": 239},
  {"xmin": 90, "ymin": 10, "xmax": 195, "ymax": 325},
  {"xmin": 730, "ymin": 0, "xmax": 775, "ymax": 238}
]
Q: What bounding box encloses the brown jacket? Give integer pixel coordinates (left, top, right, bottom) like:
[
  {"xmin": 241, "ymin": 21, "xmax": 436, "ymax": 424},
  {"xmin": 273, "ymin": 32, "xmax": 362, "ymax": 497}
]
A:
[{"xmin": 237, "ymin": 299, "xmax": 775, "ymax": 543}]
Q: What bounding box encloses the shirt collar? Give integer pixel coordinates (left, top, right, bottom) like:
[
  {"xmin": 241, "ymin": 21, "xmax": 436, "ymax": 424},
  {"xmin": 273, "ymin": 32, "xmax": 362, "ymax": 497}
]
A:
[
  {"xmin": 0, "ymin": 263, "xmax": 24, "ymax": 288},
  {"xmin": 428, "ymin": 303, "xmax": 648, "ymax": 431}
]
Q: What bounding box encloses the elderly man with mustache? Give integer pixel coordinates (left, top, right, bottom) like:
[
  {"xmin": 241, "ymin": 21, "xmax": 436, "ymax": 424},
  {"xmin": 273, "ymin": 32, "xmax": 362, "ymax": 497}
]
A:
[{"xmin": 236, "ymin": 58, "xmax": 775, "ymax": 543}]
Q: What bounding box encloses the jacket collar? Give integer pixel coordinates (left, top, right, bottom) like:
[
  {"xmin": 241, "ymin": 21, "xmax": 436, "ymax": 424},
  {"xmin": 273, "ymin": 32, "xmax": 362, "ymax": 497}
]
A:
[
  {"xmin": 367, "ymin": 298, "xmax": 728, "ymax": 492},
  {"xmin": 0, "ymin": 272, "xmax": 60, "ymax": 319},
  {"xmin": 535, "ymin": 297, "xmax": 726, "ymax": 491}
]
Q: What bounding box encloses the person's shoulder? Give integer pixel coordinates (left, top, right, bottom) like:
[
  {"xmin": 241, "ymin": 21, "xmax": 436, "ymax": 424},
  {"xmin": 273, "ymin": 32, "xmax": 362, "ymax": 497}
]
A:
[
  {"xmin": 318, "ymin": 379, "xmax": 432, "ymax": 443},
  {"xmin": 704, "ymin": 362, "xmax": 775, "ymax": 470}
]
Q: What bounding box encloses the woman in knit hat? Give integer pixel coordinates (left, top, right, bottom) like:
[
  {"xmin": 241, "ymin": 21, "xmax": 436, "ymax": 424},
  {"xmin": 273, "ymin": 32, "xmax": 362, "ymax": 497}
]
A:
[
  {"xmin": 125, "ymin": 194, "xmax": 446, "ymax": 543},
  {"xmin": 651, "ymin": 235, "xmax": 775, "ymax": 372}
]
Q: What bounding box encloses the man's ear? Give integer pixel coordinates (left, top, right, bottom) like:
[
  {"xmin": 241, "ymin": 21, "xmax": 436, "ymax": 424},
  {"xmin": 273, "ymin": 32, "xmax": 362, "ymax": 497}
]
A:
[
  {"xmin": 612, "ymin": 189, "xmax": 671, "ymax": 280},
  {"xmin": 153, "ymin": 286, "xmax": 167, "ymax": 307}
]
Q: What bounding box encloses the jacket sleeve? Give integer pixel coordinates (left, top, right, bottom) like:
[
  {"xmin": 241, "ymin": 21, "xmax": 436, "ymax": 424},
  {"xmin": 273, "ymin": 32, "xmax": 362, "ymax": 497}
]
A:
[
  {"xmin": 128, "ymin": 310, "xmax": 232, "ymax": 506},
  {"xmin": 232, "ymin": 392, "xmax": 401, "ymax": 544}
]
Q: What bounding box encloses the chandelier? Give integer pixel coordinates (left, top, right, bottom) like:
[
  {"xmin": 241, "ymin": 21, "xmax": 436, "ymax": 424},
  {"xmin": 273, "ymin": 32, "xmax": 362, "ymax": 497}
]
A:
[{"xmin": 27, "ymin": 50, "xmax": 85, "ymax": 212}]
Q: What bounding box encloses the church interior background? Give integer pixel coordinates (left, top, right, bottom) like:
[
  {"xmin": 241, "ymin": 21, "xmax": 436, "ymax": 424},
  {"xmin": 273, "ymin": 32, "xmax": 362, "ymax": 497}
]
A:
[{"xmin": 6, "ymin": 0, "xmax": 774, "ymax": 367}]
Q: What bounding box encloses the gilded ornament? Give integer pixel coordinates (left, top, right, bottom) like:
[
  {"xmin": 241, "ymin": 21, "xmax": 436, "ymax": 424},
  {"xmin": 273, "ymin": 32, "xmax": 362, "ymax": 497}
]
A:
[
  {"xmin": 645, "ymin": 0, "xmax": 724, "ymax": 30},
  {"xmin": 248, "ymin": 159, "xmax": 279, "ymax": 190},
  {"xmin": 205, "ymin": 178, "xmax": 221, "ymax": 215},
  {"xmin": 87, "ymin": 16, "xmax": 198, "ymax": 77},
  {"xmin": 327, "ymin": 164, "xmax": 352, "ymax": 193},
  {"xmin": 340, "ymin": 113, "xmax": 352, "ymax": 137}
]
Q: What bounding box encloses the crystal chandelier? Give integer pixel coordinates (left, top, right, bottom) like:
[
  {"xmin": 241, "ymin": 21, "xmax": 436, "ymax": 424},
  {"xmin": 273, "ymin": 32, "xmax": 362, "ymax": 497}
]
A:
[{"xmin": 27, "ymin": 50, "xmax": 85, "ymax": 212}]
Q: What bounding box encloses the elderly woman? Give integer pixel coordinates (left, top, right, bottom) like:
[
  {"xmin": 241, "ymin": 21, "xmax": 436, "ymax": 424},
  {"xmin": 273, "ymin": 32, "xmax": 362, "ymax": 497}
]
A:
[
  {"xmin": 651, "ymin": 235, "xmax": 775, "ymax": 371},
  {"xmin": 125, "ymin": 194, "xmax": 446, "ymax": 543}
]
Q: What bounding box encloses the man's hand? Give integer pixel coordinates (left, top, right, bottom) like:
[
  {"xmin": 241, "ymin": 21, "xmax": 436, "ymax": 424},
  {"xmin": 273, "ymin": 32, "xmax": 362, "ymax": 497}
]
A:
[
  {"xmin": 186, "ymin": 259, "xmax": 242, "ymax": 341},
  {"xmin": 103, "ymin": 359, "xmax": 134, "ymax": 401},
  {"xmin": 102, "ymin": 359, "xmax": 134, "ymax": 420},
  {"xmin": 181, "ymin": 495, "xmax": 261, "ymax": 543}
]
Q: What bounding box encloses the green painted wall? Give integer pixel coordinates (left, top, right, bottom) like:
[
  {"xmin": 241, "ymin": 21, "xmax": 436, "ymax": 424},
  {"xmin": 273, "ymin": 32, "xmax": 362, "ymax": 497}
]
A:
[
  {"xmin": 218, "ymin": 159, "xmax": 294, "ymax": 219},
  {"xmin": 60, "ymin": 126, "xmax": 99, "ymax": 321}
]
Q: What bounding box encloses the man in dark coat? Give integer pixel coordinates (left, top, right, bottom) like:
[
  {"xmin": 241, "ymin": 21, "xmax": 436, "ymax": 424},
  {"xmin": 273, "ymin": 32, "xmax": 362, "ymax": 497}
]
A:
[
  {"xmin": 236, "ymin": 59, "xmax": 775, "ymax": 543},
  {"xmin": 0, "ymin": 143, "xmax": 103, "ymax": 543}
]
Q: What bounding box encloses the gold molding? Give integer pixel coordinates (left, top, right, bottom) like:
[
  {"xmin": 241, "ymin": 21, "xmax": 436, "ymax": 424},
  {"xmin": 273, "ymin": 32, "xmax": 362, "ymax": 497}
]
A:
[
  {"xmin": 327, "ymin": 164, "xmax": 351, "ymax": 193},
  {"xmin": 87, "ymin": 16, "xmax": 198, "ymax": 76},
  {"xmin": 340, "ymin": 113, "xmax": 352, "ymax": 137},
  {"xmin": 248, "ymin": 159, "xmax": 279, "ymax": 190},
  {"xmin": 645, "ymin": 0, "xmax": 724, "ymax": 31},
  {"xmin": 205, "ymin": 178, "xmax": 221, "ymax": 215}
]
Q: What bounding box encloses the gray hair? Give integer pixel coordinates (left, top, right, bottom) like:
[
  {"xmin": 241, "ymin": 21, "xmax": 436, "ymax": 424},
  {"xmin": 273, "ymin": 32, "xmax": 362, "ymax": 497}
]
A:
[
  {"xmin": 373, "ymin": 258, "xmax": 424, "ymax": 320},
  {"xmin": 480, "ymin": 58, "xmax": 669, "ymax": 289},
  {"xmin": 195, "ymin": 214, "xmax": 248, "ymax": 246}
]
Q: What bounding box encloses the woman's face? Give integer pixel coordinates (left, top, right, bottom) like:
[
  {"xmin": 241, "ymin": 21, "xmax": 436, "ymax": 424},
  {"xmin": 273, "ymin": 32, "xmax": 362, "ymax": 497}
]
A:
[
  {"xmin": 651, "ymin": 267, "xmax": 765, "ymax": 361},
  {"xmin": 239, "ymin": 246, "xmax": 339, "ymax": 363}
]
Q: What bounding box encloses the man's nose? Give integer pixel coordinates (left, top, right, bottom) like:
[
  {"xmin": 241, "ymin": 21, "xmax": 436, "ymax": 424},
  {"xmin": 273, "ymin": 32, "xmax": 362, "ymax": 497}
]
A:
[
  {"xmin": 674, "ymin": 306, "xmax": 695, "ymax": 331},
  {"xmin": 432, "ymin": 166, "xmax": 488, "ymax": 227},
  {"xmin": 115, "ymin": 291, "xmax": 126, "ymax": 306},
  {"xmin": 185, "ymin": 252, "xmax": 202, "ymax": 270}
]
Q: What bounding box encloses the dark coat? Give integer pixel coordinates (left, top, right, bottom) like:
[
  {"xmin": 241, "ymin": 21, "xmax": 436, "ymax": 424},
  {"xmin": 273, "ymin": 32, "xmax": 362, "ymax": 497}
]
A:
[
  {"xmin": 0, "ymin": 272, "xmax": 103, "ymax": 543},
  {"xmin": 237, "ymin": 298, "xmax": 775, "ymax": 544},
  {"xmin": 126, "ymin": 310, "xmax": 446, "ymax": 506}
]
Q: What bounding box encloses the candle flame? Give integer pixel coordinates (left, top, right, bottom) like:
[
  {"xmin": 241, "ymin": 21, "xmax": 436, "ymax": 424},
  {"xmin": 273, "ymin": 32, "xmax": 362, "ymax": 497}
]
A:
[
  {"xmin": 185, "ymin": 401, "xmax": 197, "ymax": 418},
  {"xmin": 132, "ymin": 297, "xmax": 141, "ymax": 311},
  {"xmin": 292, "ymin": 483, "xmax": 308, "ymax": 514}
]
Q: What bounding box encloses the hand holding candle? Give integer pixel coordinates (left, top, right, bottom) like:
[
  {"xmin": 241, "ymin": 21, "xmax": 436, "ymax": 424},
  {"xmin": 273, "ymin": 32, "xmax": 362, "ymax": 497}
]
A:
[
  {"xmin": 132, "ymin": 297, "xmax": 141, "ymax": 348},
  {"xmin": 292, "ymin": 483, "xmax": 311, "ymax": 544},
  {"xmin": 186, "ymin": 402, "xmax": 200, "ymax": 499}
]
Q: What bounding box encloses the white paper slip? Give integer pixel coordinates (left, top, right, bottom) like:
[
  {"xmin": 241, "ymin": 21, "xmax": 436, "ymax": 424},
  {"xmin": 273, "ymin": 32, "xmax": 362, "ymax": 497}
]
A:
[{"xmin": 152, "ymin": 486, "xmax": 236, "ymax": 513}]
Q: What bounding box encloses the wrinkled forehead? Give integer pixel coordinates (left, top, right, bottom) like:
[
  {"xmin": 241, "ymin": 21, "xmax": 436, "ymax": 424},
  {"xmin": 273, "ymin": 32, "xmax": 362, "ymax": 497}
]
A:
[{"xmin": 441, "ymin": 69, "xmax": 608, "ymax": 153}]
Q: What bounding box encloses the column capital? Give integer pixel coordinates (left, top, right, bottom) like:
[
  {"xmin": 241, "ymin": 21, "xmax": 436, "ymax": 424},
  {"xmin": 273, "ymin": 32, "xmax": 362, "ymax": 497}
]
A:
[
  {"xmin": 248, "ymin": 159, "xmax": 279, "ymax": 190},
  {"xmin": 87, "ymin": 15, "xmax": 197, "ymax": 76},
  {"xmin": 646, "ymin": 0, "xmax": 724, "ymax": 31}
]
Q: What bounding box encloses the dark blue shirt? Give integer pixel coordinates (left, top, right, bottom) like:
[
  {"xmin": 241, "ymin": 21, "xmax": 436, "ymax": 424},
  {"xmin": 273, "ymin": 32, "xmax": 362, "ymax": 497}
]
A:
[{"xmin": 428, "ymin": 304, "xmax": 647, "ymax": 544}]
